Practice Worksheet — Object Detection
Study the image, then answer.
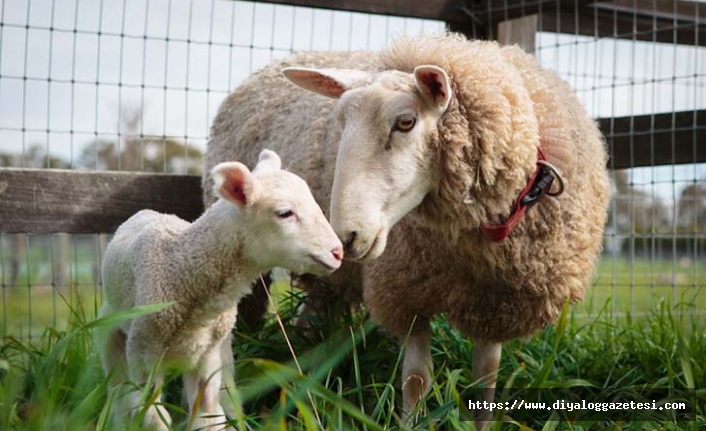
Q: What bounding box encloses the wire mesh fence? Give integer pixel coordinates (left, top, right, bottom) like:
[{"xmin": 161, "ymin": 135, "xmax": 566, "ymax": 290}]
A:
[
  {"xmin": 1, "ymin": 0, "xmax": 704, "ymax": 338},
  {"xmin": 529, "ymin": 3, "xmax": 706, "ymax": 316},
  {"xmin": 0, "ymin": 0, "xmax": 447, "ymax": 338}
]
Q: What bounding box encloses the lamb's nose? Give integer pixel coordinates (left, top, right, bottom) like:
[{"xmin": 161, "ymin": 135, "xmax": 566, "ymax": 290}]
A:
[
  {"xmin": 331, "ymin": 245, "xmax": 344, "ymax": 262},
  {"xmin": 342, "ymin": 231, "xmax": 357, "ymax": 254}
]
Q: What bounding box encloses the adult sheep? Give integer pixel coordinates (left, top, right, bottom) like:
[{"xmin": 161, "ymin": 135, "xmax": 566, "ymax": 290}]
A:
[{"xmin": 204, "ymin": 33, "xmax": 611, "ymax": 419}]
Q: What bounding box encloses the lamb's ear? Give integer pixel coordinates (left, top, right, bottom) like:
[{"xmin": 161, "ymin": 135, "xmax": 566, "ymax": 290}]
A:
[
  {"xmin": 414, "ymin": 65, "xmax": 452, "ymax": 112},
  {"xmin": 282, "ymin": 67, "xmax": 371, "ymax": 98},
  {"xmin": 253, "ymin": 149, "xmax": 282, "ymax": 174},
  {"xmin": 212, "ymin": 162, "xmax": 257, "ymax": 207}
]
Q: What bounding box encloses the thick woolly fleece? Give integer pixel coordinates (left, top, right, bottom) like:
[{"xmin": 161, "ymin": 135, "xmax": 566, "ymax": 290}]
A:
[
  {"xmin": 204, "ymin": 33, "xmax": 610, "ymax": 343},
  {"xmin": 99, "ymin": 203, "xmax": 253, "ymax": 373}
]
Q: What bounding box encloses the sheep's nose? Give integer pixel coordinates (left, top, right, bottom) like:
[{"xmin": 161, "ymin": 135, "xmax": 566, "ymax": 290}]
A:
[
  {"xmin": 331, "ymin": 245, "xmax": 344, "ymax": 262},
  {"xmin": 342, "ymin": 231, "xmax": 357, "ymax": 254}
]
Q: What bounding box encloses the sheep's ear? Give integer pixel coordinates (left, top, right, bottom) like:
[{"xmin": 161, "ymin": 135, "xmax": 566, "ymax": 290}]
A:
[
  {"xmin": 212, "ymin": 162, "xmax": 257, "ymax": 207},
  {"xmin": 253, "ymin": 149, "xmax": 282, "ymax": 174},
  {"xmin": 282, "ymin": 67, "xmax": 371, "ymax": 99},
  {"xmin": 414, "ymin": 65, "xmax": 452, "ymax": 112}
]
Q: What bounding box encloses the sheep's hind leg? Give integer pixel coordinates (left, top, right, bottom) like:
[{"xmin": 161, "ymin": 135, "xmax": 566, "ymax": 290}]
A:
[
  {"xmin": 472, "ymin": 341, "xmax": 502, "ymax": 429},
  {"xmin": 401, "ymin": 323, "xmax": 432, "ymax": 419},
  {"xmin": 184, "ymin": 347, "xmax": 234, "ymax": 431}
]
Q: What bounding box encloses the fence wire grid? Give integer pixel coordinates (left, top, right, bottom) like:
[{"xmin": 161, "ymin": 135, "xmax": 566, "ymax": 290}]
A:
[{"xmin": 0, "ymin": 0, "xmax": 705, "ymax": 338}]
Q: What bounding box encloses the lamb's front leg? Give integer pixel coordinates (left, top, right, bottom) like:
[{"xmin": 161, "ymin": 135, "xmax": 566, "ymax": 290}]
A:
[
  {"xmin": 472, "ymin": 341, "xmax": 502, "ymax": 429},
  {"xmin": 184, "ymin": 347, "xmax": 234, "ymax": 431},
  {"xmin": 218, "ymin": 333, "xmax": 237, "ymax": 418},
  {"xmin": 401, "ymin": 324, "xmax": 432, "ymax": 418}
]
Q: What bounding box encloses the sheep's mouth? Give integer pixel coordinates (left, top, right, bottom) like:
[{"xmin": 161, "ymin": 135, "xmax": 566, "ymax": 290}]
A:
[
  {"xmin": 307, "ymin": 254, "xmax": 339, "ymax": 272},
  {"xmin": 351, "ymin": 229, "xmax": 386, "ymax": 261},
  {"xmin": 356, "ymin": 236, "xmax": 379, "ymax": 261}
]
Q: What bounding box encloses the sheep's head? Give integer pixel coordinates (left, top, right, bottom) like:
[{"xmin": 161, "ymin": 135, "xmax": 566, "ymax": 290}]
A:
[
  {"xmin": 211, "ymin": 149, "xmax": 343, "ymax": 274},
  {"xmin": 282, "ymin": 65, "xmax": 451, "ymax": 260}
]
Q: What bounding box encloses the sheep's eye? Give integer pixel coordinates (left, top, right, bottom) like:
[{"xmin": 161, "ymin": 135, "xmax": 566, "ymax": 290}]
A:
[
  {"xmin": 393, "ymin": 115, "xmax": 416, "ymax": 132},
  {"xmin": 276, "ymin": 210, "xmax": 295, "ymax": 219}
]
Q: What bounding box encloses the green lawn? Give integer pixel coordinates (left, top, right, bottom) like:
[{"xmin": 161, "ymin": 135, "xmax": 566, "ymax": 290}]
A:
[
  {"xmin": 1, "ymin": 281, "xmax": 704, "ymax": 430},
  {"xmin": 1, "ymin": 251, "xmax": 704, "ymax": 430},
  {"xmin": 2, "ymin": 252, "xmax": 704, "ymax": 337},
  {"xmin": 577, "ymin": 256, "xmax": 706, "ymax": 318}
]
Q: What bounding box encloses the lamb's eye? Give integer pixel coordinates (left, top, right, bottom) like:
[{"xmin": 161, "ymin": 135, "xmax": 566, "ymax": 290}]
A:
[
  {"xmin": 393, "ymin": 115, "xmax": 416, "ymax": 132},
  {"xmin": 276, "ymin": 210, "xmax": 295, "ymax": 219}
]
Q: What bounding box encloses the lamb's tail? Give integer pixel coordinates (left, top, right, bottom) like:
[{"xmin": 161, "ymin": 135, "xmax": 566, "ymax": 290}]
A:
[
  {"xmin": 94, "ymin": 323, "xmax": 131, "ymax": 427},
  {"xmin": 95, "ymin": 325, "xmax": 128, "ymax": 388}
]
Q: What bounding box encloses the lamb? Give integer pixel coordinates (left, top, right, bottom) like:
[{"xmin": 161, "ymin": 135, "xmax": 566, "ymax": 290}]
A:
[
  {"xmin": 96, "ymin": 149, "xmax": 343, "ymax": 430},
  {"xmin": 204, "ymin": 33, "xmax": 611, "ymax": 423}
]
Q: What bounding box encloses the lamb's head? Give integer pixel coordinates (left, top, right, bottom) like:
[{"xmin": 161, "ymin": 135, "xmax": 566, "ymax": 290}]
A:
[
  {"xmin": 282, "ymin": 65, "xmax": 451, "ymax": 260},
  {"xmin": 211, "ymin": 149, "xmax": 343, "ymax": 274}
]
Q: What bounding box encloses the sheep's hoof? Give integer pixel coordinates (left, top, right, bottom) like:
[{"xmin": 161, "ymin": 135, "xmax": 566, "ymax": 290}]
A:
[
  {"xmin": 475, "ymin": 419, "xmax": 492, "ymax": 430},
  {"xmin": 401, "ymin": 374, "xmax": 428, "ymax": 425}
]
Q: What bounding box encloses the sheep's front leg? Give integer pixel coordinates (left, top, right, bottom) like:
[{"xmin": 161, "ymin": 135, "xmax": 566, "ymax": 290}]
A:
[
  {"xmin": 401, "ymin": 326, "xmax": 432, "ymax": 417},
  {"xmin": 472, "ymin": 341, "xmax": 502, "ymax": 428},
  {"xmin": 184, "ymin": 347, "xmax": 234, "ymax": 431}
]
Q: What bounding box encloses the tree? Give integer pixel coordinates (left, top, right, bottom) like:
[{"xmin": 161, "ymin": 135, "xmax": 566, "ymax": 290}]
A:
[
  {"xmin": 608, "ymin": 170, "xmax": 671, "ymax": 234},
  {"xmin": 677, "ymin": 180, "xmax": 706, "ymax": 233},
  {"xmin": 0, "ymin": 144, "xmax": 70, "ymax": 169},
  {"xmin": 606, "ymin": 170, "xmax": 672, "ymax": 255},
  {"xmin": 78, "ymin": 107, "xmax": 203, "ymax": 175}
]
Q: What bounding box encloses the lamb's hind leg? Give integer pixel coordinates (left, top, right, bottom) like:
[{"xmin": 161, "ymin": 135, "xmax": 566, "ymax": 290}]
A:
[
  {"xmin": 95, "ymin": 325, "xmax": 129, "ymax": 426},
  {"xmin": 184, "ymin": 346, "xmax": 234, "ymax": 431},
  {"xmin": 401, "ymin": 322, "xmax": 432, "ymax": 418},
  {"xmin": 472, "ymin": 341, "xmax": 502, "ymax": 429},
  {"xmin": 126, "ymin": 370, "xmax": 171, "ymax": 431},
  {"xmin": 125, "ymin": 336, "xmax": 171, "ymax": 430}
]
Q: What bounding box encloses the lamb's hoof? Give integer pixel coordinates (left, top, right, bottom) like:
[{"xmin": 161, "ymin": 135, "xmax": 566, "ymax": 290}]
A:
[
  {"xmin": 139, "ymin": 404, "xmax": 172, "ymax": 431},
  {"xmin": 191, "ymin": 415, "xmax": 233, "ymax": 431}
]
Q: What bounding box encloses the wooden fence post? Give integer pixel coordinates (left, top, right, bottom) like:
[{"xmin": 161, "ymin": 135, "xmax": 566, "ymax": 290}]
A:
[{"xmin": 497, "ymin": 14, "xmax": 538, "ymax": 53}]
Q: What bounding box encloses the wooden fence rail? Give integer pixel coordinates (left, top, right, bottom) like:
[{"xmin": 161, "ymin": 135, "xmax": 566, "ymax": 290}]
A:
[{"xmin": 251, "ymin": 0, "xmax": 706, "ymax": 46}]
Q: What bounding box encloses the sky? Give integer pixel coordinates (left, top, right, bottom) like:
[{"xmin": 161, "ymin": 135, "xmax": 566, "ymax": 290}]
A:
[{"xmin": 0, "ymin": 0, "xmax": 704, "ymax": 202}]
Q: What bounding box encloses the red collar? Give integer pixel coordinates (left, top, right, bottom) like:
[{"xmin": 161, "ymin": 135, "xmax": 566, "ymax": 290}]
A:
[{"xmin": 480, "ymin": 149, "xmax": 563, "ymax": 242}]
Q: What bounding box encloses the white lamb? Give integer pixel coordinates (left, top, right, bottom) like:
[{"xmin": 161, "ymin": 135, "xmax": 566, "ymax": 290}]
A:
[{"xmin": 95, "ymin": 149, "xmax": 343, "ymax": 431}]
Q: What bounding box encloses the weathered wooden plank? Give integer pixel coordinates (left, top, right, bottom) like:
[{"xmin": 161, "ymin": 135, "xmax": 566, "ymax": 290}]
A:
[
  {"xmin": 0, "ymin": 169, "xmax": 204, "ymax": 234},
  {"xmin": 249, "ymin": 0, "xmax": 705, "ymax": 47},
  {"xmin": 465, "ymin": 0, "xmax": 706, "ymax": 46},
  {"xmin": 600, "ymin": 110, "xmax": 706, "ymax": 169},
  {"xmin": 543, "ymin": 8, "xmax": 706, "ymax": 47},
  {"xmin": 249, "ymin": 0, "xmax": 470, "ymax": 27},
  {"xmin": 498, "ymin": 14, "xmax": 538, "ymax": 53},
  {"xmin": 591, "ymin": 0, "xmax": 706, "ymax": 25}
]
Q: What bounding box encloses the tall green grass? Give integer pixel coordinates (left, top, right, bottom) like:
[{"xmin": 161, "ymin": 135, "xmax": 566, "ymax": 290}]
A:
[{"xmin": 1, "ymin": 286, "xmax": 704, "ymax": 431}]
